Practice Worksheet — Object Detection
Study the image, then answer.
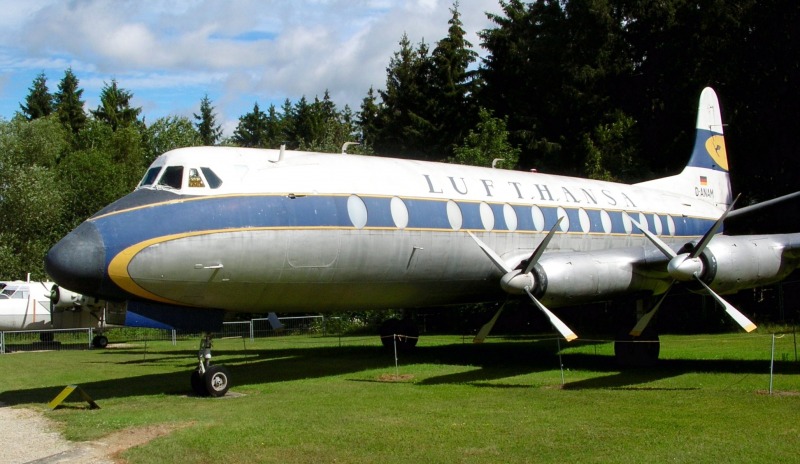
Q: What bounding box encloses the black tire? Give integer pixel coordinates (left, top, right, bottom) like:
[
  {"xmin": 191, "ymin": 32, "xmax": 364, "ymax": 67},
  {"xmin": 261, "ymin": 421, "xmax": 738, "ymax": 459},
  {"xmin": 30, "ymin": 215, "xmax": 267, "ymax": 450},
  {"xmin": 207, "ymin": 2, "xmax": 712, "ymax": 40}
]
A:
[
  {"xmin": 190, "ymin": 370, "xmax": 206, "ymax": 396},
  {"xmin": 379, "ymin": 318, "xmax": 419, "ymax": 352},
  {"xmin": 204, "ymin": 365, "xmax": 231, "ymax": 397},
  {"xmin": 92, "ymin": 335, "xmax": 109, "ymax": 349}
]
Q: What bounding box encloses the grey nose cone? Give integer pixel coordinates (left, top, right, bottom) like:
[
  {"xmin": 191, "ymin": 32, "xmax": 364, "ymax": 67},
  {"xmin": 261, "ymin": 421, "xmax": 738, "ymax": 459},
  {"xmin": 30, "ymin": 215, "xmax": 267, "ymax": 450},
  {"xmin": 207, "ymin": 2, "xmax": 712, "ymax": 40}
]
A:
[{"xmin": 45, "ymin": 221, "xmax": 106, "ymax": 296}]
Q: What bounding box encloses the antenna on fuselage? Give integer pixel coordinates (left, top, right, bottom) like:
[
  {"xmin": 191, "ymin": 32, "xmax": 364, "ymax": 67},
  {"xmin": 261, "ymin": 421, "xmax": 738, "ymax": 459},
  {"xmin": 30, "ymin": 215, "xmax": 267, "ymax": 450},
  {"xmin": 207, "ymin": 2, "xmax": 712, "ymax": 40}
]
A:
[
  {"xmin": 270, "ymin": 144, "xmax": 286, "ymax": 164},
  {"xmin": 492, "ymin": 158, "xmax": 504, "ymax": 168},
  {"xmin": 341, "ymin": 142, "xmax": 360, "ymax": 154}
]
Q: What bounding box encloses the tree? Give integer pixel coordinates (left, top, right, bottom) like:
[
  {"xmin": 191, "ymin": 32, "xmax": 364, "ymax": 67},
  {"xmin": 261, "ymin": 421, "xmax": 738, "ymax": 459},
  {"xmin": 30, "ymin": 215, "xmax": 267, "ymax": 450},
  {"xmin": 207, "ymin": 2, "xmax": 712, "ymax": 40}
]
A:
[
  {"xmin": 20, "ymin": 72, "xmax": 53, "ymax": 120},
  {"xmin": 375, "ymin": 34, "xmax": 436, "ymax": 159},
  {"xmin": 91, "ymin": 79, "xmax": 142, "ymax": 131},
  {"xmin": 145, "ymin": 115, "xmax": 202, "ymax": 164},
  {"xmin": 53, "ymin": 68, "xmax": 87, "ymax": 135},
  {"xmin": 450, "ymin": 108, "xmax": 519, "ymax": 168},
  {"xmin": 232, "ymin": 102, "xmax": 269, "ymax": 148},
  {"xmin": 0, "ymin": 115, "xmax": 67, "ymax": 169},
  {"xmin": 194, "ymin": 94, "xmax": 222, "ymax": 145},
  {"xmin": 582, "ymin": 111, "xmax": 639, "ymax": 182},
  {"xmin": 357, "ymin": 86, "xmax": 380, "ymax": 151},
  {"xmin": 0, "ymin": 164, "xmax": 64, "ymax": 279},
  {"xmin": 429, "ymin": 2, "xmax": 479, "ymax": 156}
]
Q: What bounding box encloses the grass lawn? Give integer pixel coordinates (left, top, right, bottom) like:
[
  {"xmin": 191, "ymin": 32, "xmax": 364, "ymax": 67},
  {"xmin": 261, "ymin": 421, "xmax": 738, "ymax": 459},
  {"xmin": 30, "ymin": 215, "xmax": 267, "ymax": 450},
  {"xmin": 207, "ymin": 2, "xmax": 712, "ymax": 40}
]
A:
[{"xmin": 1, "ymin": 332, "xmax": 799, "ymax": 463}]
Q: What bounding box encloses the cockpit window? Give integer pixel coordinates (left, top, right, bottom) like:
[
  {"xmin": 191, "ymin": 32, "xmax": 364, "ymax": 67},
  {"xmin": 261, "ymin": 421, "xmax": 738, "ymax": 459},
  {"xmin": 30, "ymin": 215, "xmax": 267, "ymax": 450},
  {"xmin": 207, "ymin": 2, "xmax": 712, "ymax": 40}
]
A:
[
  {"xmin": 0, "ymin": 286, "xmax": 25, "ymax": 299},
  {"xmin": 201, "ymin": 167, "xmax": 223, "ymax": 189},
  {"xmin": 139, "ymin": 167, "xmax": 162, "ymax": 187},
  {"xmin": 158, "ymin": 166, "xmax": 184, "ymax": 189},
  {"xmin": 188, "ymin": 168, "xmax": 205, "ymax": 187}
]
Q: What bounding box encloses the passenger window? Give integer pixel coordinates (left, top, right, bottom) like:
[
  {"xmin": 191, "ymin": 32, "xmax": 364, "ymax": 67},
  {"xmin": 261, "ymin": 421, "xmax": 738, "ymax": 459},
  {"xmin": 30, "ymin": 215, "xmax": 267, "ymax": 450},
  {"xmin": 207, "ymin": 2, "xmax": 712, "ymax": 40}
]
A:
[
  {"xmin": 139, "ymin": 167, "xmax": 162, "ymax": 187},
  {"xmin": 158, "ymin": 166, "xmax": 184, "ymax": 190},
  {"xmin": 188, "ymin": 168, "xmax": 205, "ymax": 188},
  {"xmin": 201, "ymin": 167, "xmax": 223, "ymax": 189}
]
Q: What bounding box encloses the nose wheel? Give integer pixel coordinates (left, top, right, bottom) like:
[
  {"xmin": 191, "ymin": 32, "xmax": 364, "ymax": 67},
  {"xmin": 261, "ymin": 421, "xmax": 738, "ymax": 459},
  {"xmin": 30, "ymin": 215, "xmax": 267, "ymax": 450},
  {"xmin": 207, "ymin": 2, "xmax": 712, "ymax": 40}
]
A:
[{"xmin": 191, "ymin": 333, "xmax": 231, "ymax": 397}]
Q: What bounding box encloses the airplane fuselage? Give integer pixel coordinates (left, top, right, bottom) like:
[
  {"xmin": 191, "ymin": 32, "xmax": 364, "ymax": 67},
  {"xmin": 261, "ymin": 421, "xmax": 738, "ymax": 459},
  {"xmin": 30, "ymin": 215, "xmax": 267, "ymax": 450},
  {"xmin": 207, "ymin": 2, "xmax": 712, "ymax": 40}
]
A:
[
  {"xmin": 46, "ymin": 147, "xmax": 726, "ymax": 315},
  {"xmin": 0, "ymin": 281, "xmax": 53, "ymax": 330}
]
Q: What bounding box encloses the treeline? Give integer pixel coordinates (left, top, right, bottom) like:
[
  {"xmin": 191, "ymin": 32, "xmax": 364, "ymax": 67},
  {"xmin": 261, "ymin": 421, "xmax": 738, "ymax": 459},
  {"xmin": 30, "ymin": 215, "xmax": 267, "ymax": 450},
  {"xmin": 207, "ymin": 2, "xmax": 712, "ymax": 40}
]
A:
[{"xmin": 1, "ymin": 0, "xmax": 797, "ymax": 280}]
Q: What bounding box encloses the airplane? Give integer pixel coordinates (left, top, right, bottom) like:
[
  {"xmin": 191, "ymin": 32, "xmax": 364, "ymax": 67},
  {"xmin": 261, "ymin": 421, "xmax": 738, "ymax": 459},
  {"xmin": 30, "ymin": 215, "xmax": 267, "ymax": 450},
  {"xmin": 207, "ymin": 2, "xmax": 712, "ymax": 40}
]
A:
[
  {"xmin": 44, "ymin": 87, "xmax": 800, "ymax": 397},
  {"xmin": 0, "ymin": 279, "xmax": 53, "ymax": 332},
  {"xmin": 0, "ymin": 277, "xmax": 111, "ymax": 348}
]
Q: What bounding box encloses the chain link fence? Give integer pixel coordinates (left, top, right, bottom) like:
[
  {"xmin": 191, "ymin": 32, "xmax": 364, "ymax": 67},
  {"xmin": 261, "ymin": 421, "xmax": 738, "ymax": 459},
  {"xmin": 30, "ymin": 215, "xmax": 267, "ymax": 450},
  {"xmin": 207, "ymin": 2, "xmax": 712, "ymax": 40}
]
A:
[{"xmin": 0, "ymin": 315, "xmax": 337, "ymax": 353}]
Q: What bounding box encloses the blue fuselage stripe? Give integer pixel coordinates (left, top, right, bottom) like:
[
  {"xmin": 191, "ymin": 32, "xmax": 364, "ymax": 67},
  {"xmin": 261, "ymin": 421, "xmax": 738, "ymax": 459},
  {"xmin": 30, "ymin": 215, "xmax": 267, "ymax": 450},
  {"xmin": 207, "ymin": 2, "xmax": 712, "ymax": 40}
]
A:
[{"xmin": 92, "ymin": 194, "xmax": 715, "ymax": 268}]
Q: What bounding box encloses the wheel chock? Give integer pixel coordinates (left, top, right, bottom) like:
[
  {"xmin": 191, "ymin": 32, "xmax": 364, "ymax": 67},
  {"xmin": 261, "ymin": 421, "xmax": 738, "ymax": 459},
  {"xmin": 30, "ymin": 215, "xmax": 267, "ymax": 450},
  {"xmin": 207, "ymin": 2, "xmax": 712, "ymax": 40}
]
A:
[{"xmin": 48, "ymin": 385, "xmax": 100, "ymax": 410}]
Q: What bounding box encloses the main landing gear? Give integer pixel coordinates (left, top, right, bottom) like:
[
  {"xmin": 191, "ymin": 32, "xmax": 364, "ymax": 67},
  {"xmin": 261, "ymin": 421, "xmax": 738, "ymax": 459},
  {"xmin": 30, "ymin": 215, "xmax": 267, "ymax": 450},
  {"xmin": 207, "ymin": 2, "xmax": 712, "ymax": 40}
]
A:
[
  {"xmin": 191, "ymin": 333, "xmax": 231, "ymax": 397},
  {"xmin": 91, "ymin": 334, "xmax": 109, "ymax": 348}
]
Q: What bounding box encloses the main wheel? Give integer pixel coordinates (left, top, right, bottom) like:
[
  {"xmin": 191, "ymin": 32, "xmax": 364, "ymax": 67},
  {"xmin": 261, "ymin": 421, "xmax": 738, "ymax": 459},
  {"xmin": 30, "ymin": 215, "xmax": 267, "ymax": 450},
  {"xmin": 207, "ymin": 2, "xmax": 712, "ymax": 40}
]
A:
[
  {"xmin": 204, "ymin": 365, "xmax": 231, "ymax": 397},
  {"xmin": 92, "ymin": 335, "xmax": 108, "ymax": 348}
]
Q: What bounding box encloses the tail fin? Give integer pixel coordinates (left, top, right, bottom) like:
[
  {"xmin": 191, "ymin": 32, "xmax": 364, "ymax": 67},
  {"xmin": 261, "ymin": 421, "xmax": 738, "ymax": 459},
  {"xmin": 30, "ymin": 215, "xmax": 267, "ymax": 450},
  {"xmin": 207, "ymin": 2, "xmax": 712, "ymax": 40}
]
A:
[{"xmin": 636, "ymin": 87, "xmax": 733, "ymax": 210}]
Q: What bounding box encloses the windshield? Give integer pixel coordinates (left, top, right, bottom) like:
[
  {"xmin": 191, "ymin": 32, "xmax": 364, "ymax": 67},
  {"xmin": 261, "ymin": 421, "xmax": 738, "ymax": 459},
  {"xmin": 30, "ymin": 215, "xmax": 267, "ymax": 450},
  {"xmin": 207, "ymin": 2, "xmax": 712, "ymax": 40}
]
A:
[
  {"xmin": 158, "ymin": 166, "xmax": 184, "ymax": 190},
  {"xmin": 139, "ymin": 166, "xmax": 162, "ymax": 187}
]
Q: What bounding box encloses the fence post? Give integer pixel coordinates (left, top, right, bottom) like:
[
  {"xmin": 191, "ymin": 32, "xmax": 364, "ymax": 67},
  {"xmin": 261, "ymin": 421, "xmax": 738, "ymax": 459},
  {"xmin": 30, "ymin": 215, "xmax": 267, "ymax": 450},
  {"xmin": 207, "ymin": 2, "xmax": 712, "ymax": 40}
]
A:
[
  {"xmin": 172, "ymin": 329, "xmax": 177, "ymax": 346},
  {"xmin": 250, "ymin": 320, "xmax": 254, "ymax": 342},
  {"xmin": 769, "ymin": 333, "xmax": 776, "ymax": 394},
  {"xmin": 88, "ymin": 327, "xmax": 94, "ymax": 348},
  {"xmin": 1, "ymin": 331, "xmax": 4, "ymax": 354}
]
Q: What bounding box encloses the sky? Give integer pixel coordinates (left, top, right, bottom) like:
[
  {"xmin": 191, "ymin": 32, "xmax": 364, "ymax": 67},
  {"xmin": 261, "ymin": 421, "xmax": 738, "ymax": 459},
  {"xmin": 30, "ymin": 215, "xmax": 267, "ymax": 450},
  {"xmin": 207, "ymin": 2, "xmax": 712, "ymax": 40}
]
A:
[{"xmin": 0, "ymin": 0, "xmax": 505, "ymax": 137}]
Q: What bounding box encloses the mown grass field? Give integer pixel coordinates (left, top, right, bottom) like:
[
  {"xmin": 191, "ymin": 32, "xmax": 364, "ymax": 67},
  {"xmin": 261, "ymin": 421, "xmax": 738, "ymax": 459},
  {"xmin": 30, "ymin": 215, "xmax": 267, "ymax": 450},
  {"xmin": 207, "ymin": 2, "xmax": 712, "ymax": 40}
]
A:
[{"xmin": 1, "ymin": 331, "xmax": 799, "ymax": 463}]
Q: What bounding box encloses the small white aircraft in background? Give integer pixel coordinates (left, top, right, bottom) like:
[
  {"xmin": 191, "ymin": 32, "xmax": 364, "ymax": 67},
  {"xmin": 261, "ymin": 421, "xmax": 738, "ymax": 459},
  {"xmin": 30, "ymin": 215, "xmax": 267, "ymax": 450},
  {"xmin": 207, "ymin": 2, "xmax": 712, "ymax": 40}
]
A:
[
  {"xmin": 0, "ymin": 276, "xmax": 110, "ymax": 347},
  {"xmin": 45, "ymin": 88, "xmax": 800, "ymax": 397},
  {"xmin": 0, "ymin": 279, "xmax": 53, "ymax": 331}
]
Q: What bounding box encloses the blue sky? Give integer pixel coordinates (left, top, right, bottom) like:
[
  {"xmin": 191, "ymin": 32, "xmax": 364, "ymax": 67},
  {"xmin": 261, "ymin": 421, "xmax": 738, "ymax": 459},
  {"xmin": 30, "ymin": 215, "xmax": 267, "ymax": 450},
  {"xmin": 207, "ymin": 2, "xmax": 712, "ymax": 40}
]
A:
[{"xmin": 0, "ymin": 0, "xmax": 504, "ymax": 136}]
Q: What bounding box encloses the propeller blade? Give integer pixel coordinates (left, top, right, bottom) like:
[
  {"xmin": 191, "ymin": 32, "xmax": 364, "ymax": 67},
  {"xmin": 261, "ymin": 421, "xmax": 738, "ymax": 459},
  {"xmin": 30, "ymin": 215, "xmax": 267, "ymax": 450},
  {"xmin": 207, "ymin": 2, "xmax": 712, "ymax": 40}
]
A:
[
  {"xmin": 693, "ymin": 276, "xmax": 757, "ymax": 332},
  {"xmin": 524, "ymin": 287, "xmax": 577, "ymax": 342},
  {"xmin": 524, "ymin": 217, "xmax": 563, "ymax": 274},
  {"xmin": 629, "ymin": 284, "xmax": 674, "ymax": 337},
  {"xmin": 467, "ymin": 231, "xmax": 512, "ymax": 274},
  {"xmin": 628, "ymin": 216, "xmax": 677, "ymax": 259},
  {"xmin": 690, "ymin": 193, "xmax": 740, "ymax": 258},
  {"xmin": 473, "ymin": 303, "xmax": 506, "ymax": 344}
]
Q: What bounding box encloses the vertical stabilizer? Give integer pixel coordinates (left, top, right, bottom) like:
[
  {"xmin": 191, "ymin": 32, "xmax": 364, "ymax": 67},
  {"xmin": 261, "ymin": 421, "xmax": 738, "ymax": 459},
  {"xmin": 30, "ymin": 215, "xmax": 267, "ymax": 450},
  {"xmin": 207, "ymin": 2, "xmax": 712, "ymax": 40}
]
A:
[{"xmin": 636, "ymin": 87, "xmax": 733, "ymax": 210}]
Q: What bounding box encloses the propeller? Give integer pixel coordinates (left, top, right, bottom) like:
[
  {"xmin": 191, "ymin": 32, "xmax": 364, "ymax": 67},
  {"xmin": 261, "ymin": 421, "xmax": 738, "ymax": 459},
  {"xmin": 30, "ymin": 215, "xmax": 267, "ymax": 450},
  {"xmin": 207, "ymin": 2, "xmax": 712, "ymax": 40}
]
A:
[
  {"xmin": 473, "ymin": 302, "xmax": 505, "ymax": 343},
  {"xmin": 468, "ymin": 218, "xmax": 578, "ymax": 342},
  {"xmin": 629, "ymin": 195, "xmax": 756, "ymax": 336}
]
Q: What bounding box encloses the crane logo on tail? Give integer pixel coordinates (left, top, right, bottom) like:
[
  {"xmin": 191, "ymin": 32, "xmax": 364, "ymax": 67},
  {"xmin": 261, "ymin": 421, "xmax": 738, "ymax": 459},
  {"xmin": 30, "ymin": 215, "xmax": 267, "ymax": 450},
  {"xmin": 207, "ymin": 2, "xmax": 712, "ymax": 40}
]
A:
[{"xmin": 705, "ymin": 135, "xmax": 728, "ymax": 171}]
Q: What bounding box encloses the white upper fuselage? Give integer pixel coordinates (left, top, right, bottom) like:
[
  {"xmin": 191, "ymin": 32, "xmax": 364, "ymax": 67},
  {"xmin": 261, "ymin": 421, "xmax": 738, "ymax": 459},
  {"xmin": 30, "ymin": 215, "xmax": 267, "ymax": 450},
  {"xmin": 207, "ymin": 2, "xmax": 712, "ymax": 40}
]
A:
[
  {"xmin": 0, "ymin": 281, "xmax": 53, "ymax": 330},
  {"xmin": 142, "ymin": 147, "xmax": 722, "ymax": 221}
]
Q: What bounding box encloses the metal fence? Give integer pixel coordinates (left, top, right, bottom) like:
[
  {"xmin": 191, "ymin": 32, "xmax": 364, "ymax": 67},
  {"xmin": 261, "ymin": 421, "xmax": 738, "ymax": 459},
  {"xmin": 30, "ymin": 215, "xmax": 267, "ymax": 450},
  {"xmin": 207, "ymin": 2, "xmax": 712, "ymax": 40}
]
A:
[
  {"xmin": 0, "ymin": 328, "xmax": 97, "ymax": 353},
  {"xmin": 0, "ymin": 315, "xmax": 335, "ymax": 353}
]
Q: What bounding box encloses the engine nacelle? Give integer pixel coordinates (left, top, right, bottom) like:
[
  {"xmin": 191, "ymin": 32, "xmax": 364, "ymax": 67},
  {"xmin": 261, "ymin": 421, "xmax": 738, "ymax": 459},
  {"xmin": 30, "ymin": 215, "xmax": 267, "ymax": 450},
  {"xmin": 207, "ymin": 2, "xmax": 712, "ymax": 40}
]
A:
[
  {"xmin": 535, "ymin": 248, "xmax": 666, "ymax": 308},
  {"xmin": 50, "ymin": 285, "xmax": 105, "ymax": 311},
  {"xmin": 699, "ymin": 235, "xmax": 798, "ymax": 295}
]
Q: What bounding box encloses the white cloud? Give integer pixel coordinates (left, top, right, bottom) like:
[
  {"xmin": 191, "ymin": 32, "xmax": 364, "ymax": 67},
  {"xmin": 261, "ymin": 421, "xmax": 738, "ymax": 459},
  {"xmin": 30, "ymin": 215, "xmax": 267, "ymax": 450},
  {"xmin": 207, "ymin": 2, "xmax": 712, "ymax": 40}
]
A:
[{"xmin": 0, "ymin": 0, "xmax": 505, "ymax": 134}]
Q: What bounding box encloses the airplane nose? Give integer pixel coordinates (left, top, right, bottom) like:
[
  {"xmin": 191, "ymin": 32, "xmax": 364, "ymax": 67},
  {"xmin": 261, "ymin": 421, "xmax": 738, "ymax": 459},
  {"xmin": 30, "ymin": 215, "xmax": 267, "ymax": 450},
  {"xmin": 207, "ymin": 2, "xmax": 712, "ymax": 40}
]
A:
[{"xmin": 45, "ymin": 221, "xmax": 106, "ymax": 296}]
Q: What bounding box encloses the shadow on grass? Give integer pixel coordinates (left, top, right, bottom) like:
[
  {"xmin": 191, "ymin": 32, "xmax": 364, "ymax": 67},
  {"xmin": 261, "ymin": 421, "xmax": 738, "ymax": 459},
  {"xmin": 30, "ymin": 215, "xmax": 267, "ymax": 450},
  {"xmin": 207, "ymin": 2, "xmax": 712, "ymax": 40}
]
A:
[{"xmin": 0, "ymin": 338, "xmax": 793, "ymax": 405}]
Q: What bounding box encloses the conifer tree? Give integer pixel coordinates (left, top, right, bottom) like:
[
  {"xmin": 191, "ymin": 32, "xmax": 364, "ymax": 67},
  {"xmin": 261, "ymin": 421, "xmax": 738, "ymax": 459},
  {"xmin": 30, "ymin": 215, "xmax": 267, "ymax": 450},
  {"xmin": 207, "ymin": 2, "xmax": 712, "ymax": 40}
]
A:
[
  {"xmin": 20, "ymin": 72, "xmax": 53, "ymax": 120},
  {"xmin": 430, "ymin": 2, "xmax": 479, "ymax": 156},
  {"xmin": 53, "ymin": 68, "xmax": 87, "ymax": 135},
  {"xmin": 194, "ymin": 94, "xmax": 222, "ymax": 145},
  {"xmin": 91, "ymin": 79, "xmax": 141, "ymax": 131},
  {"xmin": 232, "ymin": 102, "xmax": 269, "ymax": 147}
]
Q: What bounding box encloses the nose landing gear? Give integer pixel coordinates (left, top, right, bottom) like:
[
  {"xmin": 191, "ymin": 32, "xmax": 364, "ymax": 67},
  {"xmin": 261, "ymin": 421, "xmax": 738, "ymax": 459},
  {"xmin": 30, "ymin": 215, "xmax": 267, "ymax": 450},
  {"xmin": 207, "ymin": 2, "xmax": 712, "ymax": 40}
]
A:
[{"xmin": 190, "ymin": 333, "xmax": 230, "ymax": 397}]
